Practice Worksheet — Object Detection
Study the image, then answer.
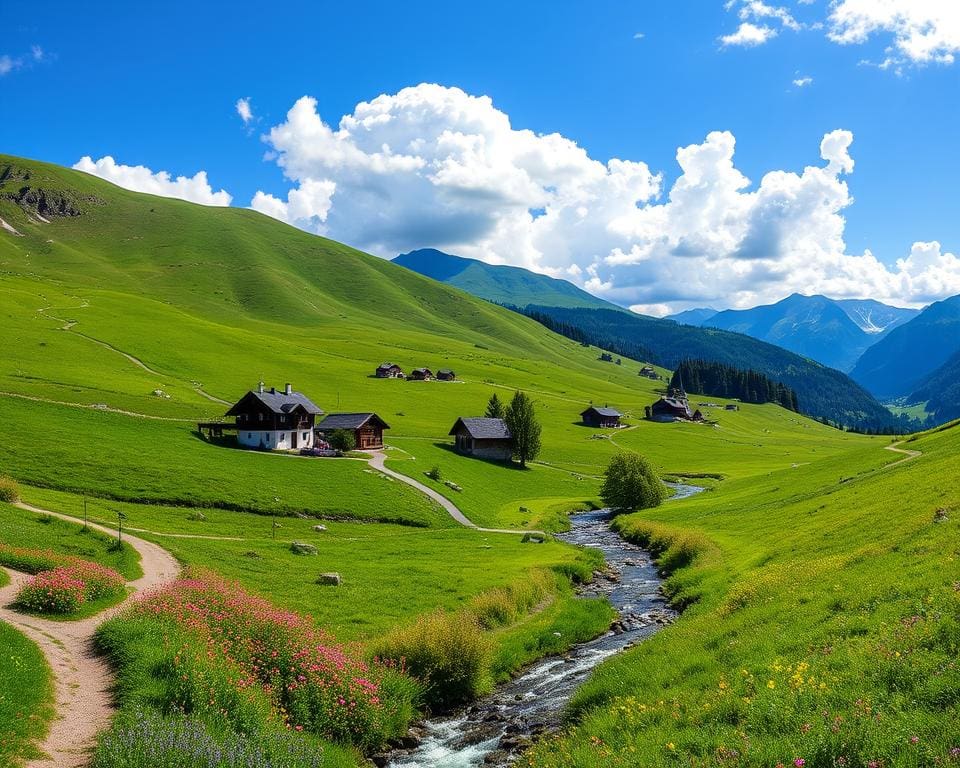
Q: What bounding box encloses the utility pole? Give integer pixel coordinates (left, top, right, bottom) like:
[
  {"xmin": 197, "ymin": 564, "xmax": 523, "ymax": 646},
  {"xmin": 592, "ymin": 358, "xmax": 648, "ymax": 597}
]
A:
[{"xmin": 83, "ymin": 496, "xmax": 88, "ymax": 531}]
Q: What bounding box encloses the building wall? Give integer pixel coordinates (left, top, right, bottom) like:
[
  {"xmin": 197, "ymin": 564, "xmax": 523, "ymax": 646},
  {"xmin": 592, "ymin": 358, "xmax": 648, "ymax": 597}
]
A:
[
  {"xmin": 470, "ymin": 442, "xmax": 513, "ymax": 461},
  {"xmin": 237, "ymin": 429, "xmax": 315, "ymax": 451}
]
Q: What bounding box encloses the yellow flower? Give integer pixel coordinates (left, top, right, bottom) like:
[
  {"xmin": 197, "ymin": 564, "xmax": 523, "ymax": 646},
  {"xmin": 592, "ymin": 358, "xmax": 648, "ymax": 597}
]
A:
[
  {"xmin": 667, "ymin": 742, "xmax": 676, "ymax": 750},
  {"xmin": 767, "ymin": 680, "xmax": 776, "ymax": 689}
]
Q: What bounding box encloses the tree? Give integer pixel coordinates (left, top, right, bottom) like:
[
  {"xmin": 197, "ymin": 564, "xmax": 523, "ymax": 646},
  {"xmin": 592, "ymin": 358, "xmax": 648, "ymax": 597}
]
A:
[
  {"xmin": 504, "ymin": 391, "xmax": 541, "ymax": 468},
  {"xmin": 485, "ymin": 392, "xmax": 505, "ymax": 419},
  {"xmin": 600, "ymin": 453, "xmax": 666, "ymax": 513},
  {"xmin": 327, "ymin": 428, "xmax": 356, "ymax": 453}
]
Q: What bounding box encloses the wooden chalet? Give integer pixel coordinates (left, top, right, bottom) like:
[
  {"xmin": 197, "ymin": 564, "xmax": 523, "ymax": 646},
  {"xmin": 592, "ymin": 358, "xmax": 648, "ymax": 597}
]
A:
[
  {"xmin": 648, "ymin": 393, "xmax": 693, "ymax": 422},
  {"xmin": 581, "ymin": 405, "xmax": 622, "ymax": 428},
  {"xmin": 448, "ymin": 417, "xmax": 513, "ymax": 462},
  {"xmin": 409, "ymin": 367, "xmax": 433, "ymax": 381},
  {"xmin": 201, "ymin": 382, "xmax": 323, "ymax": 451},
  {"xmin": 376, "ymin": 362, "xmax": 404, "ymax": 379},
  {"xmin": 316, "ymin": 412, "xmax": 390, "ymax": 450},
  {"xmin": 639, "ymin": 366, "xmax": 660, "ymax": 380},
  {"xmin": 436, "ymin": 368, "xmax": 456, "ymax": 381}
]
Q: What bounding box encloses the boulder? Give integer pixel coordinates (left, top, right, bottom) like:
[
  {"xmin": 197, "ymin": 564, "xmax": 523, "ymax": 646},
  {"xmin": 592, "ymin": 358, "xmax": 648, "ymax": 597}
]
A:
[
  {"xmin": 312, "ymin": 524, "xmax": 328, "ymax": 532},
  {"xmin": 316, "ymin": 572, "xmax": 341, "ymax": 586},
  {"xmin": 521, "ymin": 533, "xmax": 546, "ymax": 544},
  {"xmin": 290, "ymin": 541, "xmax": 318, "ymax": 555}
]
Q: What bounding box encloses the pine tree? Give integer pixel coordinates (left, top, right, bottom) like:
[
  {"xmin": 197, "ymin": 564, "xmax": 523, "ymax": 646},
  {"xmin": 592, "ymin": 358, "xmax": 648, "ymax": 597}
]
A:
[
  {"xmin": 485, "ymin": 392, "xmax": 505, "ymax": 419},
  {"xmin": 504, "ymin": 391, "xmax": 542, "ymax": 468}
]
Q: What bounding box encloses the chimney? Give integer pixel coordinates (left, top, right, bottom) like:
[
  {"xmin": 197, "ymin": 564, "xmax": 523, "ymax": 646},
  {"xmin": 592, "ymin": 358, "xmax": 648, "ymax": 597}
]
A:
[
  {"xmin": 258, "ymin": 381, "xmax": 265, "ymax": 394},
  {"xmin": 285, "ymin": 383, "xmax": 292, "ymax": 395}
]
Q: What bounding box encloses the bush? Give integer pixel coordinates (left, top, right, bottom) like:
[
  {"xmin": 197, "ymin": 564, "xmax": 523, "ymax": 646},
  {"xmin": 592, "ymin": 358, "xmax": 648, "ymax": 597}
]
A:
[
  {"xmin": 0, "ymin": 476, "xmax": 20, "ymax": 503},
  {"xmin": 326, "ymin": 429, "xmax": 356, "ymax": 453},
  {"xmin": 373, "ymin": 609, "xmax": 492, "ymax": 712},
  {"xmin": 425, "ymin": 464, "xmax": 443, "ymax": 482},
  {"xmin": 15, "ymin": 560, "xmax": 126, "ymax": 614},
  {"xmin": 600, "ymin": 452, "xmax": 666, "ymax": 513}
]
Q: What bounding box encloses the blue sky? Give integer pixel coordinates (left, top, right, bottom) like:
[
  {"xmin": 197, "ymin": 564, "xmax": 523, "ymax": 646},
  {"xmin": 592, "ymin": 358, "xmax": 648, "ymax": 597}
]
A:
[{"xmin": 2, "ymin": 1, "xmax": 958, "ymax": 313}]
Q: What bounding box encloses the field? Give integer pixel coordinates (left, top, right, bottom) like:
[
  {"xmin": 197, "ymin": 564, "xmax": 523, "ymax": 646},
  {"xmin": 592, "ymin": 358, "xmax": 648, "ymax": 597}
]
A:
[
  {"xmin": 0, "ymin": 622, "xmax": 52, "ymax": 766},
  {"xmin": 1, "ymin": 156, "xmax": 950, "ymax": 768}
]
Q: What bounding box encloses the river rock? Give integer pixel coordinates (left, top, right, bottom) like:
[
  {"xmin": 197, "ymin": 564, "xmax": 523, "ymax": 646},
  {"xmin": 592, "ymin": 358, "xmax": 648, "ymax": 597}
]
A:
[
  {"xmin": 290, "ymin": 541, "xmax": 318, "ymax": 555},
  {"xmin": 312, "ymin": 524, "xmax": 327, "ymax": 531},
  {"xmin": 316, "ymin": 572, "xmax": 341, "ymax": 586}
]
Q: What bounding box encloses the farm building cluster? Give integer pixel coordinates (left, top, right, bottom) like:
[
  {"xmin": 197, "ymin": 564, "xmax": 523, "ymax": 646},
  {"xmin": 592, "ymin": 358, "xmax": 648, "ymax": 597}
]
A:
[
  {"xmin": 198, "ymin": 382, "xmax": 390, "ymax": 454},
  {"xmin": 376, "ymin": 362, "xmax": 456, "ymax": 381}
]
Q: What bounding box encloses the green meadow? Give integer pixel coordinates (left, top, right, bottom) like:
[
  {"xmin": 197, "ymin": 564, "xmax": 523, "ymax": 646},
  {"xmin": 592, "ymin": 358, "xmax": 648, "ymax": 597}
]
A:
[
  {"xmin": 2, "ymin": 156, "xmax": 955, "ymax": 767},
  {"xmin": 0, "ymin": 622, "xmax": 52, "ymax": 767}
]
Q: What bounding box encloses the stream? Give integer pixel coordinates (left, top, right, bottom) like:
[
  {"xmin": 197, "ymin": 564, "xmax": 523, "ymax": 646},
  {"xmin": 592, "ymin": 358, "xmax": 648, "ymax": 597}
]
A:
[{"xmin": 381, "ymin": 483, "xmax": 704, "ymax": 768}]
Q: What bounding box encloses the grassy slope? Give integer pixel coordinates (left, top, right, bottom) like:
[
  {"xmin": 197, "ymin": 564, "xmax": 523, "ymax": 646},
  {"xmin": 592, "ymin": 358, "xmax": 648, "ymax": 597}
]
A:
[
  {"xmin": 0, "ymin": 622, "xmax": 52, "ymax": 767},
  {"xmin": 521, "ymin": 424, "xmax": 960, "ymax": 768}
]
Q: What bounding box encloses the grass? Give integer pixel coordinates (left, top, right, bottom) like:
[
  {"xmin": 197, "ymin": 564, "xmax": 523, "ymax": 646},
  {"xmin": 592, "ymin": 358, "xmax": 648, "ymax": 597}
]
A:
[
  {"xmin": 0, "ymin": 622, "xmax": 53, "ymax": 766},
  {"xmin": 518, "ymin": 425, "xmax": 960, "ymax": 768}
]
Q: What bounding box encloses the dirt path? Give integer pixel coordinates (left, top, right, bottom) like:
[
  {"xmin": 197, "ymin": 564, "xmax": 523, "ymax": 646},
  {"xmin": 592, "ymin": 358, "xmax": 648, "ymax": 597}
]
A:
[
  {"xmin": 0, "ymin": 502, "xmax": 180, "ymax": 768},
  {"xmin": 367, "ymin": 451, "xmax": 545, "ymax": 535},
  {"xmin": 883, "ymin": 440, "xmax": 923, "ymax": 468},
  {"xmin": 0, "ymin": 390, "xmax": 194, "ymax": 422}
]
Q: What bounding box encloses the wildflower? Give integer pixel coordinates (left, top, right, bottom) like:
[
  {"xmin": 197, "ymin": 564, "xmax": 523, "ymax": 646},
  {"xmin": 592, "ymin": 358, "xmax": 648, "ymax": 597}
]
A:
[
  {"xmin": 794, "ymin": 760, "xmax": 805, "ymax": 768},
  {"xmin": 767, "ymin": 680, "xmax": 776, "ymax": 689},
  {"xmin": 666, "ymin": 742, "xmax": 675, "ymax": 750},
  {"xmin": 910, "ymin": 736, "xmax": 919, "ymax": 745}
]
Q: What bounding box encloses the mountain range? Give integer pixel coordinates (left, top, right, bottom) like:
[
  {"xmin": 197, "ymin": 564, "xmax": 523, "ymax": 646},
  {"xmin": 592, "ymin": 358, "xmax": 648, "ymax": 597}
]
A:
[{"xmin": 668, "ymin": 294, "xmax": 919, "ymax": 372}]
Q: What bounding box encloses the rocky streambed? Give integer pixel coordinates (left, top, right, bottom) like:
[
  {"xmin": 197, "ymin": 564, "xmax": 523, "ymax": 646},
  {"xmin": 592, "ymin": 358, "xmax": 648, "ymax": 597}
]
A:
[{"xmin": 379, "ymin": 484, "xmax": 702, "ymax": 768}]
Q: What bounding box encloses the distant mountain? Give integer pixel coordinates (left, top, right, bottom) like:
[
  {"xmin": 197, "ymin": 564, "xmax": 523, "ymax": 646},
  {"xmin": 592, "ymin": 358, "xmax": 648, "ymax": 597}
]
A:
[
  {"xmin": 393, "ymin": 248, "xmax": 621, "ymax": 311},
  {"xmin": 517, "ymin": 305, "xmax": 906, "ymax": 432},
  {"xmin": 702, "ymin": 294, "xmax": 915, "ymax": 372},
  {"xmin": 910, "ymin": 349, "xmax": 960, "ymax": 425},
  {"xmin": 851, "ymin": 295, "xmax": 960, "ymax": 399},
  {"xmin": 667, "ymin": 307, "xmax": 718, "ymax": 326},
  {"xmin": 834, "ymin": 299, "xmax": 919, "ymax": 336}
]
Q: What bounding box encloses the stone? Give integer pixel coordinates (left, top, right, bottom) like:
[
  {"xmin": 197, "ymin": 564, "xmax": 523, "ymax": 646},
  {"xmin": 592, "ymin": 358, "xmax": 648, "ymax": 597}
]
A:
[
  {"xmin": 316, "ymin": 572, "xmax": 341, "ymax": 586},
  {"xmin": 290, "ymin": 541, "xmax": 318, "ymax": 555},
  {"xmin": 312, "ymin": 524, "xmax": 328, "ymax": 532},
  {"xmin": 521, "ymin": 532, "xmax": 546, "ymax": 544}
]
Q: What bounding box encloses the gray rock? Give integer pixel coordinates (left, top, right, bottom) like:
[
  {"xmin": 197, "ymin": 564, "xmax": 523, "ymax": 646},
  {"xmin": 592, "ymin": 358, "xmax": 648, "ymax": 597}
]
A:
[
  {"xmin": 316, "ymin": 572, "xmax": 341, "ymax": 586},
  {"xmin": 312, "ymin": 524, "xmax": 328, "ymax": 532},
  {"xmin": 290, "ymin": 541, "xmax": 318, "ymax": 555}
]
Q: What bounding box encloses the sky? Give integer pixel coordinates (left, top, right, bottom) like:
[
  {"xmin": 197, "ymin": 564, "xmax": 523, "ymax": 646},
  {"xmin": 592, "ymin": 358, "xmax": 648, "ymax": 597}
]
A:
[{"xmin": 2, "ymin": 1, "xmax": 958, "ymax": 315}]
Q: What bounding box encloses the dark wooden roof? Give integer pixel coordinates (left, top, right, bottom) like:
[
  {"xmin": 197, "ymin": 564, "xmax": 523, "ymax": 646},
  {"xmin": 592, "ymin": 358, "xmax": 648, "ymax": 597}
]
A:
[
  {"xmin": 377, "ymin": 362, "xmax": 402, "ymax": 370},
  {"xmin": 448, "ymin": 417, "xmax": 512, "ymax": 440},
  {"xmin": 411, "ymin": 367, "xmax": 432, "ymax": 374},
  {"xmin": 437, "ymin": 368, "xmax": 455, "ymax": 375},
  {"xmin": 581, "ymin": 406, "xmax": 622, "ymax": 418},
  {"xmin": 317, "ymin": 412, "xmax": 390, "ymax": 431},
  {"xmin": 225, "ymin": 388, "xmax": 323, "ymax": 417}
]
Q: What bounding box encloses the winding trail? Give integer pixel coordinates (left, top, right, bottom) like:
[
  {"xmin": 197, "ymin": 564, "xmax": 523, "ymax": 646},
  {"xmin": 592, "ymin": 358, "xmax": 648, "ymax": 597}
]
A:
[
  {"xmin": 883, "ymin": 440, "xmax": 923, "ymax": 468},
  {"xmin": 367, "ymin": 451, "xmax": 546, "ymax": 535},
  {"xmin": 0, "ymin": 502, "xmax": 180, "ymax": 768}
]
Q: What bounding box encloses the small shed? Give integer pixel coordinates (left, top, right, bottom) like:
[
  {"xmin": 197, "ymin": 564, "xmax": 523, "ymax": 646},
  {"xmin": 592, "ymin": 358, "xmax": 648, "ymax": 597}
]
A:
[
  {"xmin": 409, "ymin": 367, "xmax": 433, "ymax": 381},
  {"xmin": 376, "ymin": 362, "xmax": 404, "ymax": 378},
  {"xmin": 316, "ymin": 413, "xmax": 390, "ymax": 450},
  {"xmin": 436, "ymin": 368, "xmax": 456, "ymax": 381},
  {"xmin": 581, "ymin": 406, "xmax": 622, "ymax": 428},
  {"xmin": 448, "ymin": 417, "xmax": 513, "ymax": 462},
  {"xmin": 649, "ymin": 397, "xmax": 693, "ymax": 422}
]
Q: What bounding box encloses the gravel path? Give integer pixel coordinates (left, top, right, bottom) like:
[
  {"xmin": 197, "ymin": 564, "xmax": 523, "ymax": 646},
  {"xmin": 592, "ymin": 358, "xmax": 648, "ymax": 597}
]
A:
[{"xmin": 0, "ymin": 502, "xmax": 180, "ymax": 767}]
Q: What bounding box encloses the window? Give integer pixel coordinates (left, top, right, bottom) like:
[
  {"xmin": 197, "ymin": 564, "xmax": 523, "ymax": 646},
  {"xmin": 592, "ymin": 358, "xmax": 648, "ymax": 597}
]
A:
[
  {"xmin": 248, "ymin": 433, "xmax": 252, "ymax": 439},
  {"xmin": 280, "ymin": 433, "xmax": 285, "ymax": 441},
  {"xmin": 303, "ymin": 432, "xmax": 308, "ymax": 440},
  {"xmin": 258, "ymin": 413, "xmax": 264, "ymax": 422},
  {"xmin": 266, "ymin": 434, "xmax": 270, "ymax": 442}
]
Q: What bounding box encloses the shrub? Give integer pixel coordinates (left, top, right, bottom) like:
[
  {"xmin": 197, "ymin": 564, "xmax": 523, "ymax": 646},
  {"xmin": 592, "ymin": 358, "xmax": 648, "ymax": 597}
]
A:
[
  {"xmin": 600, "ymin": 452, "xmax": 666, "ymax": 513},
  {"xmin": 15, "ymin": 560, "xmax": 126, "ymax": 614},
  {"xmin": 373, "ymin": 609, "xmax": 492, "ymax": 712},
  {"xmin": 0, "ymin": 476, "xmax": 20, "ymax": 503},
  {"xmin": 425, "ymin": 464, "xmax": 443, "ymax": 482},
  {"xmin": 326, "ymin": 429, "xmax": 356, "ymax": 453}
]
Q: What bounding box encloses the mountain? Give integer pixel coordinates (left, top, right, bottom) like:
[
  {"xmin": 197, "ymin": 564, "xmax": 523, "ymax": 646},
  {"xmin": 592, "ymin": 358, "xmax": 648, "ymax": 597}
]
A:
[
  {"xmin": 667, "ymin": 307, "xmax": 718, "ymax": 326},
  {"xmin": 517, "ymin": 305, "xmax": 905, "ymax": 432},
  {"xmin": 834, "ymin": 298, "xmax": 919, "ymax": 336},
  {"xmin": 909, "ymin": 349, "xmax": 960, "ymax": 425},
  {"xmin": 702, "ymin": 294, "xmax": 893, "ymax": 372},
  {"xmin": 851, "ymin": 295, "xmax": 960, "ymax": 399},
  {"xmin": 393, "ymin": 248, "xmax": 621, "ymax": 311}
]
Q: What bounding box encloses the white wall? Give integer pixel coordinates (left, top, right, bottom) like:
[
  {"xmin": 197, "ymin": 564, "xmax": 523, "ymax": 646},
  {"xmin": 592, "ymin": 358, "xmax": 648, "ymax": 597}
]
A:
[{"xmin": 236, "ymin": 429, "xmax": 315, "ymax": 451}]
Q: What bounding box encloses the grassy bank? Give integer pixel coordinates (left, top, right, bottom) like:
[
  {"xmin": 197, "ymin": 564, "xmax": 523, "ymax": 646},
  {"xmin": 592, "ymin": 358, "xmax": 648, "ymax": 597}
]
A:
[
  {"xmin": 0, "ymin": 622, "xmax": 53, "ymax": 766},
  {"xmin": 520, "ymin": 431, "xmax": 960, "ymax": 768}
]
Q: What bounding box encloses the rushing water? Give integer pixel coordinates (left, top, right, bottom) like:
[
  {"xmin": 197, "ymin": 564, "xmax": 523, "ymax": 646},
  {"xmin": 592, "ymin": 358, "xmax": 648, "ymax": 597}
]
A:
[{"xmin": 381, "ymin": 483, "xmax": 704, "ymax": 768}]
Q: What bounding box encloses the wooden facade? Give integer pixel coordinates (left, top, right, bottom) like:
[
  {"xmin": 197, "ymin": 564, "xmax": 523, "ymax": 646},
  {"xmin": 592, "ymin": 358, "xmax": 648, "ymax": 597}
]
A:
[
  {"xmin": 316, "ymin": 413, "xmax": 390, "ymax": 450},
  {"xmin": 581, "ymin": 406, "xmax": 622, "ymax": 428},
  {"xmin": 448, "ymin": 417, "xmax": 514, "ymax": 462}
]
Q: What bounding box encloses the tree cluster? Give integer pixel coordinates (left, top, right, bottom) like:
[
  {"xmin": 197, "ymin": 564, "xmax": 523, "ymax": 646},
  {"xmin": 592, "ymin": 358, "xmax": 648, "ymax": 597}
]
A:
[{"xmin": 670, "ymin": 359, "xmax": 799, "ymax": 411}]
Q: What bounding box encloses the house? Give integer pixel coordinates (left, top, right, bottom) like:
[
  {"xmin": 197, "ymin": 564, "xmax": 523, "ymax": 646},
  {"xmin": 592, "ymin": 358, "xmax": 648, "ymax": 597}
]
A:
[
  {"xmin": 225, "ymin": 382, "xmax": 323, "ymax": 451},
  {"xmin": 725, "ymin": 404, "xmax": 740, "ymax": 411},
  {"xmin": 316, "ymin": 413, "xmax": 390, "ymax": 450},
  {"xmin": 376, "ymin": 362, "xmax": 404, "ymax": 379},
  {"xmin": 448, "ymin": 417, "xmax": 514, "ymax": 462},
  {"xmin": 648, "ymin": 389, "xmax": 693, "ymax": 422},
  {"xmin": 436, "ymin": 368, "xmax": 456, "ymax": 381},
  {"xmin": 639, "ymin": 366, "xmax": 660, "ymax": 380},
  {"xmin": 599, "ymin": 352, "xmax": 614, "ymax": 362},
  {"xmin": 581, "ymin": 405, "xmax": 622, "ymax": 428},
  {"xmin": 409, "ymin": 367, "xmax": 433, "ymax": 381}
]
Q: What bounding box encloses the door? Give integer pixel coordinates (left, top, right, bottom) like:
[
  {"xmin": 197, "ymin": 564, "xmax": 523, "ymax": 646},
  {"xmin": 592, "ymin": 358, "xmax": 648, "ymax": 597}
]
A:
[{"xmin": 291, "ymin": 431, "xmax": 298, "ymax": 449}]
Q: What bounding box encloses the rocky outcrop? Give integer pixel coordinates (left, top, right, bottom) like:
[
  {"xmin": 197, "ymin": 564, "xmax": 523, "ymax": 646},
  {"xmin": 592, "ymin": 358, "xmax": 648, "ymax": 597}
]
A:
[{"xmin": 0, "ymin": 163, "xmax": 105, "ymax": 218}]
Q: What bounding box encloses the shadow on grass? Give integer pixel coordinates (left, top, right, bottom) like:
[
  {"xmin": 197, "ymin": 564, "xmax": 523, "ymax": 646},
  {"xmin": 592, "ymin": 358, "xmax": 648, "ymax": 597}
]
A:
[{"xmin": 431, "ymin": 442, "xmax": 531, "ymax": 471}]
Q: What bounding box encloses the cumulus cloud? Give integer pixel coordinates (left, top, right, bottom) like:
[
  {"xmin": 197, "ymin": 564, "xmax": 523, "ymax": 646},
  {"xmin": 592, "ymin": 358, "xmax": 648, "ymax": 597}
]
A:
[
  {"xmin": 73, "ymin": 156, "xmax": 232, "ymax": 206},
  {"xmin": 236, "ymin": 97, "xmax": 254, "ymax": 124},
  {"xmin": 0, "ymin": 43, "xmax": 47, "ymax": 76},
  {"xmin": 0, "ymin": 55, "xmax": 15, "ymax": 76},
  {"xmin": 253, "ymin": 84, "xmax": 958, "ymax": 314},
  {"xmin": 828, "ymin": 1, "xmax": 960, "ymax": 68},
  {"xmin": 792, "ymin": 75, "xmax": 814, "ymax": 87},
  {"xmin": 720, "ymin": 22, "xmax": 778, "ymax": 47}
]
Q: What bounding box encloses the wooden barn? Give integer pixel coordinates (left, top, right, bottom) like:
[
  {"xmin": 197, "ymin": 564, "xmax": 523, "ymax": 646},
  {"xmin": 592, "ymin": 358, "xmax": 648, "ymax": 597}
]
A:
[
  {"xmin": 316, "ymin": 413, "xmax": 390, "ymax": 450},
  {"xmin": 376, "ymin": 362, "xmax": 404, "ymax": 378},
  {"xmin": 436, "ymin": 368, "xmax": 456, "ymax": 381},
  {"xmin": 648, "ymin": 396, "xmax": 693, "ymax": 422},
  {"xmin": 409, "ymin": 367, "xmax": 433, "ymax": 381},
  {"xmin": 580, "ymin": 405, "xmax": 622, "ymax": 428},
  {"xmin": 449, "ymin": 417, "xmax": 513, "ymax": 462}
]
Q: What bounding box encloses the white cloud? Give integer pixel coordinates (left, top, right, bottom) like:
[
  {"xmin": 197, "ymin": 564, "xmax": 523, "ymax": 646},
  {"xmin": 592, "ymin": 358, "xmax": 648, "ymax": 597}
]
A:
[
  {"xmin": 31, "ymin": 45, "xmax": 43, "ymax": 61},
  {"xmin": 0, "ymin": 54, "xmax": 20, "ymax": 76},
  {"xmin": 828, "ymin": 1, "xmax": 960, "ymax": 68},
  {"xmin": 720, "ymin": 22, "xmax": 778, "ymax": 47},
  {"xmin": 254, "ymin": 84, "xmax": 958, "ymax": 315},
  {"xmin": 236, "ymin": 97, "xmax": 254, "ymax": 124},
  {"xmin": 792, "ymin": 75, "xmax": 814, "ymax": 87},
  {"xmin": 739, "ymin": 1, "xmax": 801, "ymax": 31},
  {"xmin": 73, "ymin": 156, "xmax": 232, "ymax": 206},
  {"xmin": 633, "ymin": 32, "xmax": 645, "ymax": 40}
]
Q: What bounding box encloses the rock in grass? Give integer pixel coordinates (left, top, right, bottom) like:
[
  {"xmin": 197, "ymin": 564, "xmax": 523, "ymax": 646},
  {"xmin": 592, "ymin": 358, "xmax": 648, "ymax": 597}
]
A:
[
  {"xmin": 312, "ymin": 524, "xmax": 327, "ymax": 532},
  {"xmin": 290, "ymin": 541, "xmax": 318, "ymax": 555},
  {"xmin": 242, "ymin": 551, "xmax": 261, "ymax": 559},
  {"xmin": 187, "ymin": 511, "xmax": 206, "ymax": 521},
  {"xmin": 521, "ymin": 533, "xmax": 546, "ymax": 544},
  {"xmin": 316, "ymin": 572, "xmax": 341, "ymax": 586}
]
